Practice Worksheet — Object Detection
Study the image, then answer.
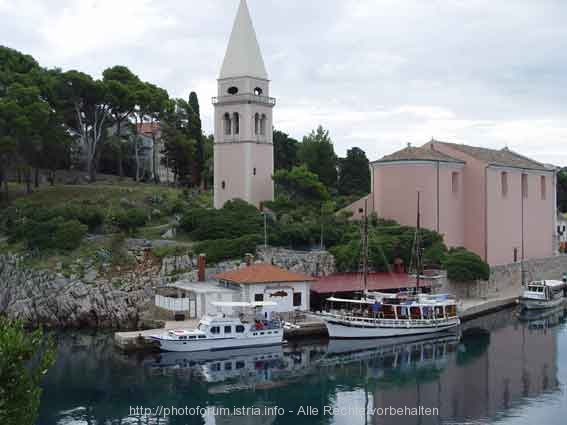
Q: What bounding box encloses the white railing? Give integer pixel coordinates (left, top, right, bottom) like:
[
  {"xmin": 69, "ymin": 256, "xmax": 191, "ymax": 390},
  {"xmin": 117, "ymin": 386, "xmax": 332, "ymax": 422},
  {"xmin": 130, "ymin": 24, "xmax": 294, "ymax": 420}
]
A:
[
  {"xmin": 212, "ymin": 93, "xmax": 276, "ymax": 106},
  {"xmin": 319, "ymin": 312, "xmax": 459, "ymax": 328},
  {"xmin": 155, "ymin": 295, "xmax": 190, "ymax": 312}
]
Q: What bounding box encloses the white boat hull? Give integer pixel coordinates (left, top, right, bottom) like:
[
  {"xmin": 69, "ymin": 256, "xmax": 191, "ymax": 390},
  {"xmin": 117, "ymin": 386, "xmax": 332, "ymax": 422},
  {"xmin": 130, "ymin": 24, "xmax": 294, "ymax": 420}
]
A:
[
  {"xmin": 519, "ymin": 296, "xmax": 566, "ymax": 310},
  {"xmin": 151, "ymin": 332, "xmax": 283, "ymax": 352},
  {"xmin": 317, "ymin": 316, "xmax": 460, "ymax": 339}
]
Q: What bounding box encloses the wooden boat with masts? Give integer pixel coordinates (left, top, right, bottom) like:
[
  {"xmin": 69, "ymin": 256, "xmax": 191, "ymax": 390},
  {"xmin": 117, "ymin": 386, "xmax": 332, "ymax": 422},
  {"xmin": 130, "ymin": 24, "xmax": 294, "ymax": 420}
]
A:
[{"xmin": 310, "ymin": 193, "xmax": 460, "ymax": 339}]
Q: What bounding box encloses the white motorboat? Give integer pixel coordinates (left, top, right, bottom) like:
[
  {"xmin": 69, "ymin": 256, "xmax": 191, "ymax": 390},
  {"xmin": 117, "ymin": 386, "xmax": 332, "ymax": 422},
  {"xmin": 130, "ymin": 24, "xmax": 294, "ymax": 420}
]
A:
[
  {"xmin": 519, "ymin": 280, "xmax": 567, "ymax": 310},
  {"xmin": 149, "ymin": 302, "xmax": 284, "ymax": 352}
]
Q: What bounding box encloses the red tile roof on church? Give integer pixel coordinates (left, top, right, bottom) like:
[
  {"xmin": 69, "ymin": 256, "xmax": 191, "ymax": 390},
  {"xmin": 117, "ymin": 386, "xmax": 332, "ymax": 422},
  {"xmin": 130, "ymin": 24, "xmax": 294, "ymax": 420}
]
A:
[
  {"xmin": 373, "ymin": 145, "xmax": 464, "ymax": 164},
  {"xmin": 214, "ymin": 263, "xmax": 315, "ymax": 284},
  {"xmin": 311, "ymin": 272, "xmax": 430, "ymax": 294}
]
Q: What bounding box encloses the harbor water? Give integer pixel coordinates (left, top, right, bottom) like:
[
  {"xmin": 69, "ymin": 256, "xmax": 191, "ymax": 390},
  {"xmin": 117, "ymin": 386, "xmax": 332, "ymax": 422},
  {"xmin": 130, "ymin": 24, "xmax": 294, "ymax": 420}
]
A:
[{"xmin": 37, "ymin": 307, "xmax": 567, "ymax": 425}]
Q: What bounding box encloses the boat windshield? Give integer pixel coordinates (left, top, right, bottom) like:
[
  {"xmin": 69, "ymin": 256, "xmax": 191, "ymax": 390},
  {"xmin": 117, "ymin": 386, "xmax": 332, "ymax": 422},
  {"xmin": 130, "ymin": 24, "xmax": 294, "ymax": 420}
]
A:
[{"xmin": 527, "ymin": 286, "xmax": 543, "ymax": 292}]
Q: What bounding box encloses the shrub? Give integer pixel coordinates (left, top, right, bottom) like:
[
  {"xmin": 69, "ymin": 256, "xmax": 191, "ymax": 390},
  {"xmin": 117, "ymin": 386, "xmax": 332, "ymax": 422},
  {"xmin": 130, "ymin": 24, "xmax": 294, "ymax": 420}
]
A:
[
  {"xmin": 442, "ymin": 248, "xmax": 490, "ymax": 282},
  {"xmin": 114, "ymin": 208, "xmax": 148, "ymax": 234},
  {"xmin": 180, "ymin": 199, "xmax": 262, "ymax": 241},
  {"xmin": 19, "ymin": 217, "xmax": 87, "ymax": 252},
  {"xmin": 58, "ymin": 205, "xmax": 105, "ymax": 232},
  {"xmin": 152, "ymin": 244, "xmax": 192, "ymax": 259},
  {"xmin": 194, "ymin": 234, "xmax": 261, "ymax": 264}
]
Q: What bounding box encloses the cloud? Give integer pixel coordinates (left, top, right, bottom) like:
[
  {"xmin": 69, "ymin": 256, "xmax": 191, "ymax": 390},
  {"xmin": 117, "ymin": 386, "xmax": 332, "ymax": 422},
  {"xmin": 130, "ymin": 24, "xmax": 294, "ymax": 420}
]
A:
[{"xmin": 2, "ymin": 0, "xmax": 567, "ymax": 164}]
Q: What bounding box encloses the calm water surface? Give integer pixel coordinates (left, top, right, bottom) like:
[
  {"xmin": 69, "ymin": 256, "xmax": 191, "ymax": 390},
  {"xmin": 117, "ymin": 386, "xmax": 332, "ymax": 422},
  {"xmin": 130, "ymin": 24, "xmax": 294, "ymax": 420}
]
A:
[{"xmin": 37, "ymin": 308, "xmax": 567, "ymax": 425}]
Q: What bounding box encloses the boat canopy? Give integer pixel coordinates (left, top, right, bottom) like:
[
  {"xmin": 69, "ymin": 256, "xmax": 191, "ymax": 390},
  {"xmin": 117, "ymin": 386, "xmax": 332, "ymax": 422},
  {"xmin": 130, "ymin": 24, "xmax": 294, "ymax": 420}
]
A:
[
  {"xmin": 326, "ymin": 297, "xmax": 374, "ymax": 305},
  {"xmin": 211, "ymin": 301, "xmax": 278, "ymax": 308},
  {"xmin": 528, "ymin": 280, "xmax": 566, "ymax": 289}
]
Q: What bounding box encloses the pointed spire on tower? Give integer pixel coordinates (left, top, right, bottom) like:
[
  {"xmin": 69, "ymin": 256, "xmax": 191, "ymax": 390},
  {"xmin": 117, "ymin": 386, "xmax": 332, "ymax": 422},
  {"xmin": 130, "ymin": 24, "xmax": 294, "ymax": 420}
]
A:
[{"xmin": 219, "ymin": 0, "xmax": 268, "ymax": 80}]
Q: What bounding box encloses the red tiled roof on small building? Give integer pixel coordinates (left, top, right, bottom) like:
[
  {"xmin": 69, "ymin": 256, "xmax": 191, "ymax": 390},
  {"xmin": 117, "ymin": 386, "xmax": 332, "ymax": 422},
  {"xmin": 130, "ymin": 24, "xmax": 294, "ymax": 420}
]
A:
[
  {"xmin": 137, "ymin": 122, "xmax": 161, "ymax": 135},
  {"xmin": 311, "ymin": 272, "xmax": 430, "ymax": 294},
  {"xmin": 214, "ymin": 263, "xmax": 315, "ymax": 285}
]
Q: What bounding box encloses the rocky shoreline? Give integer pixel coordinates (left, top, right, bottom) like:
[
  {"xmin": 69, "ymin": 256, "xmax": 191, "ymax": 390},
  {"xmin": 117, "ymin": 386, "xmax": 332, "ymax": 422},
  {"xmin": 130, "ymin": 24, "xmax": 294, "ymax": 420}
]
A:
[{"xmin": 0, "ymin": 246, "xmax": 336, "ymax": 329}]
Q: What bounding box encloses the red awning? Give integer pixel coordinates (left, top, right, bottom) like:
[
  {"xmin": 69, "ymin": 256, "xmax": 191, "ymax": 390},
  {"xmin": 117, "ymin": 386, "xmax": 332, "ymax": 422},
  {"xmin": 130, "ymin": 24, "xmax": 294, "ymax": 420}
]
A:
[{"xmin": 311, "ymin": 272, "xmax": 430, "ymax": 294}]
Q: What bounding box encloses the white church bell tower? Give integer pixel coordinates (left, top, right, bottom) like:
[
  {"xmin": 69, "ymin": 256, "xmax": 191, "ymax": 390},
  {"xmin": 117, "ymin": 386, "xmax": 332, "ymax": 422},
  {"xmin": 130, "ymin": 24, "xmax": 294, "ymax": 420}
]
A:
[{"xmin": 213, "ymin": 0, "xmax": 275, "ymax": 209}]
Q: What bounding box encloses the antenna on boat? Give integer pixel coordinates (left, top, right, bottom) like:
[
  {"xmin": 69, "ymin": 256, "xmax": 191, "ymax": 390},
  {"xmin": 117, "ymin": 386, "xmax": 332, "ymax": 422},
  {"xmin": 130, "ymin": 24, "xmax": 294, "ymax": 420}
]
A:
[
  {"xmin": 362, "ymin": 197, "xmax": 369, "ymax": 297},
  {"xmin": 416, "ymin": 191, "xmax": 422, "ymax": 293}
]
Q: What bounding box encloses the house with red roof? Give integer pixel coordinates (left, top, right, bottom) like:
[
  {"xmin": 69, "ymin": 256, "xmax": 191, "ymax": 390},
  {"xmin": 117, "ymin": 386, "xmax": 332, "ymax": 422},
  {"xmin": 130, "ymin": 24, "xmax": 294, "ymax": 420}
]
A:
[{"xmin": 214, "ymin": 263, "xmax": 315, "ymax": 313}]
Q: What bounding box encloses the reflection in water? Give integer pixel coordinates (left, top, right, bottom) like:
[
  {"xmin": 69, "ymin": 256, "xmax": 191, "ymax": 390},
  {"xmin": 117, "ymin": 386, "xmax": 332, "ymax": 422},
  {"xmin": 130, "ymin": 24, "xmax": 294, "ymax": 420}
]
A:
[{"xmin": 36, "ymin": 308, "xmax": 566, "ymax": 425}]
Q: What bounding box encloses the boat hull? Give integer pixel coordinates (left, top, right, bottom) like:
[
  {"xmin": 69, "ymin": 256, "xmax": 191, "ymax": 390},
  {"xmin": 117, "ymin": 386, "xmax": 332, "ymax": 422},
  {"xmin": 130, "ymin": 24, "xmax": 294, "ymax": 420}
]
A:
[
  {"xmin": 150, "ymin": 333, "xmax": 283, "ymax": 352},
  {"xmin": 321, "ymin": 317, "xmax": 460, "ymax": 339},
  {"xmin": 519, "ymin": 296, "xmax": 566, "ymax": 310}
]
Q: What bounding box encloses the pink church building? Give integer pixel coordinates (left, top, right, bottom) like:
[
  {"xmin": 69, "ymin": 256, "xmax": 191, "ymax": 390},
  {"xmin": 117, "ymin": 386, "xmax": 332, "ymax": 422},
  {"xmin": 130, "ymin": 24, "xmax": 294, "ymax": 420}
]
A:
[{"xmin": 348, "ymin": 140, "xmax": 556, "ymax": 265}]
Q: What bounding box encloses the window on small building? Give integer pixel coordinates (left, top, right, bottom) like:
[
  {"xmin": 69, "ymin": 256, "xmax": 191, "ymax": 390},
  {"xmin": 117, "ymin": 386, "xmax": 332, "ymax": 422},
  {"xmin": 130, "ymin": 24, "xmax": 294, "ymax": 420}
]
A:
[
  {"xmin": 451, "ymin": 172, "xmax": 459, "ymax": 194},
  {"xmin": 501, "ymin": 172, "xmax": 508, "ymax": 197},
  {"xmin": 522, "ymin": 174, "xmax": 528, "ymax": 198},
  {"xmin": 540, "ymin": 176, "xmax": 546, "ymax": 200},
  {"xmin": 293, "ymin": 292, "xmax": 302, "ymax": 307},
  {"xmin": 254, "ymin": 293, "xmax": 264, "ymax": 302}
]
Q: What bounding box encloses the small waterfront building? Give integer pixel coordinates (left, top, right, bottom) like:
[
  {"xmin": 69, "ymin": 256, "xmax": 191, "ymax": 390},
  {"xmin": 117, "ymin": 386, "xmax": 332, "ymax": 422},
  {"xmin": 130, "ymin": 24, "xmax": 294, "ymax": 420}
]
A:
[
  {"xmin": 214, "ymin": 263, "xmax": 315, "ymax": 313},
  {"xmin": 346, "ymin": 140, "xmax": 556, "ymax": 265}
]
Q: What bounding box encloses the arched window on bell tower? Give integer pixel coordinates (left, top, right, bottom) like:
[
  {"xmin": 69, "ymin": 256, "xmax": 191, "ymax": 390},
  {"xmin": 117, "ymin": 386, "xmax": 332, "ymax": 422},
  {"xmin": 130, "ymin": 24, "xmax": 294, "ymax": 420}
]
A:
[
  {"xmin": 260, "ymin": 114, "xmax": 266, "ymax": 135},
  {"xmin": 233, "ymin": 113, "xmax": 239, "ymax": 135},
  {"xmin": 254, "ymin": 113, "xmax": 260, "ymax": 135},
  {"xmin": 224, "ymin": 113, "xmax": 232, "ymax": 135}
]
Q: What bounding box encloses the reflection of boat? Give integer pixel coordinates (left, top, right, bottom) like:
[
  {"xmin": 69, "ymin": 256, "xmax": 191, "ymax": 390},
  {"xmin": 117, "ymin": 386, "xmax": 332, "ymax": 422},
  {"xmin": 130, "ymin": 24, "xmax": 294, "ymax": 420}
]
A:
[
  {"xmin": 519, "ymin": 280, "xmax": 567, "ymax": 310},
  {"xmin": 149, "ymin": 302, "xmax": 283, "ymax": 352},
  {"xmin": 518, "ymin": 305, "xmax": 567, "ymax": 330}
]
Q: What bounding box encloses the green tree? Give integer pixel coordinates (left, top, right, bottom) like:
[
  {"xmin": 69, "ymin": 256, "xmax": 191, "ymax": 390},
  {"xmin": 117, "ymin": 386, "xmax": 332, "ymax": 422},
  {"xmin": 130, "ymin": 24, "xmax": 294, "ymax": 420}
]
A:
[
  {"xmin": 103, "ymin": 65, "xmax": 141, "ymax": 178},
  {"xmin": 188, "ymin": 91, "xmax": 204, "ymax": 187},
  {"xmin": 54, "ymin": 70, "xmax": 112, "ymax": 182},
  {"xmin": 201, "ymin": 134, "xmax": 214, "ymax": 190},
  {"xmin": 0, "ymin": 319, "xmax": 56, "ymax": 425},
  {"xmin": 338, "ymin": 147, "xmax": 371, "ymax": 196},
  {"xmin": 273, "ymin": 129, "xmax": 299, "ymax": 170},
  {"xmin": 298, "ymin": 125, "xmax": 337, "ymax": 190},
  {"xmin": 160, "ymin": 99, "xmax": 196, "ymax": 185},
  {"xmin": 272, "ymin": 165, "xmax": 330, "ymax": 203},
  {"xmin": 442, "ymin": 248, "xmax": 490, "ymax": 282}
]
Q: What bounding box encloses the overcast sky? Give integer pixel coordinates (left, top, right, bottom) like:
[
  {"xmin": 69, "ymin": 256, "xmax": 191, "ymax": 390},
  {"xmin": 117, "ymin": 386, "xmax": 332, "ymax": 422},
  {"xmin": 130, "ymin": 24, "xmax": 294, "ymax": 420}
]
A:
[{"xmin": 1, "ymin": 0, "xmax": 567, "ymax": 164}]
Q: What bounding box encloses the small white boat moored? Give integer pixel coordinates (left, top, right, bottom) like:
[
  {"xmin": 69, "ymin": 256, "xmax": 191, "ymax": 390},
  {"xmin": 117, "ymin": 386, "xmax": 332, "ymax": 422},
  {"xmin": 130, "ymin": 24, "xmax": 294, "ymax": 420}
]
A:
[
  {"xmin": 149, "ymin": 302, "xmax": 284, "ymax": 352},
  {"xmin": 519, "ymin": 280, "xmax": 567, "ymax": 310}
]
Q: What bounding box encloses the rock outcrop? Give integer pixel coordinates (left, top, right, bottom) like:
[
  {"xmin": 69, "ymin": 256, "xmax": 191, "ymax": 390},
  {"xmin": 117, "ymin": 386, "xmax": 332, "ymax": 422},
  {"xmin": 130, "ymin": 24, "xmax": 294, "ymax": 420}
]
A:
[{"xmin": 0, "ymin": 254, "xmax": 156, "ymax": 329}]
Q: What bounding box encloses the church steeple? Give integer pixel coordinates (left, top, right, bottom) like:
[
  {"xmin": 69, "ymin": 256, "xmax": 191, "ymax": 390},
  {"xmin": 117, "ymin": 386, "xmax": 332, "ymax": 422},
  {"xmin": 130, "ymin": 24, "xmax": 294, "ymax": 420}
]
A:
[{"xmin": 219, "ymin": 0, "xmax": 268, "ymax": 80}]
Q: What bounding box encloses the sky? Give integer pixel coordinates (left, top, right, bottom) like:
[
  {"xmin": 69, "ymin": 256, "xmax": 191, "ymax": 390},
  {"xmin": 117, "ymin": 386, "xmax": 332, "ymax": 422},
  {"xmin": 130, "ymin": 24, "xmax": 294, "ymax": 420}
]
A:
[{"xmin": 1, "ymin": 0, "xmax": 567, "ymax": 165}]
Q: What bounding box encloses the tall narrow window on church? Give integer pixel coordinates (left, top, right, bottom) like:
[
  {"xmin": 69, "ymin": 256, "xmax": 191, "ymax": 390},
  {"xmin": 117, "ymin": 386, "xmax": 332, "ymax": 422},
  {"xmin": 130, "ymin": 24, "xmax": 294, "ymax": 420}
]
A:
[
  {"xmin": 253, "ymin": 168, "xmax": 256, "ymax": 176},
  {"xmin": 451, "ymin": 172, "xmax": 459, "ymax": 194},
  {"xmin": 260, "ymin": 114, "xmax": 266, "ymax": 135},
  {"xmin": 501, "ymin": 172, "xmax": 508, "ymax": 197},
  {"xmin": 224, "ymin": 113, "xmax": 231, "ymax": 135},
  {"xmin": 541, "ymin": 175, "xmax": 546, "ymax": 200},
  {"xmin": 233, "ymin": 113, "xmax": 239, "ymax": 135},
  {"xmin": 254, "ymin": 113, "xmax": 260, "ymax": 135},
  {"xmin": 522, "ymin": 173, "xmax": 528, "ymax": 199},
  {"xmin": 221, "ymin": 181, "xmax": 226, "ymax": 190}
]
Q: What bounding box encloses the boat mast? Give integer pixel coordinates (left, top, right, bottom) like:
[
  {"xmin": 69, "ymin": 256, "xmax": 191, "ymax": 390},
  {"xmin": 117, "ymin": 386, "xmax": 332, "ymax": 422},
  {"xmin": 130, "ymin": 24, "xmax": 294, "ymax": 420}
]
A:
[
  {"xmin": 363, "ymin": 197, "xmax": 369, "ymax": 297},
  {"xmin": 416, "ymin": 191, "xmax": 422, "ymax": 292}
]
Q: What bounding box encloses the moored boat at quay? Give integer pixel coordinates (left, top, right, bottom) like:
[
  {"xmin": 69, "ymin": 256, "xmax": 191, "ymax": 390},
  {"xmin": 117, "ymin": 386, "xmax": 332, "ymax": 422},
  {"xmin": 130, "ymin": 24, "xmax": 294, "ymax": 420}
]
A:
[
  {"xmin": 519, "ymin": 280, "xmax": 567, "ymax": 310},
  {"xmin": 149, "ymin": 302, "xmax": 284, "ymax": 352},
  {"xmin": 312, "ymin": 292, "xmax": 460, "ymax": 339}
]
